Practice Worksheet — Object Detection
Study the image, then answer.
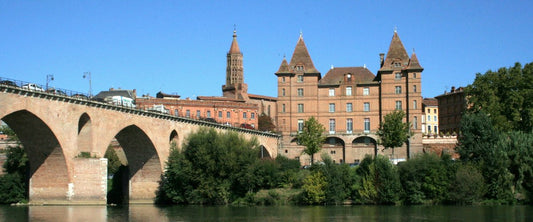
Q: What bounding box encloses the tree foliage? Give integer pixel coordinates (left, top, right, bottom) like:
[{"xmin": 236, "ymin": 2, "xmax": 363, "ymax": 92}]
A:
[
  {"xmin": 301, "ymin": 171, "xmax": 327, "ymax": 205},
  {"xmin": 296, "ymin": 117, "xmax": 326, "ymax": 164},
  {"xmin": 377, "ymin": 110, "xmax": 410, "ymax": 156},
  {"xmin": 465, "ymin": 62, "xmax": 533, "ymax": 132},
  {"xmin": 353, "ymin": 155, "xmax": 401, "ymax": 204},
  {"xmin": 157, "ymin": 128, "xmax": 260, "ymax": 204}
]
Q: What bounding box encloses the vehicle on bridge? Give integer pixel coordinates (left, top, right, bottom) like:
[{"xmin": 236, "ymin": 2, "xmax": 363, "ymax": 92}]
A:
[
  {"xmin": 46, "ymin": 88, "xmax": 67, "ymax": 96},
  {"xmin": 22, "ymin": 83, "xmax": 44, "ymax": 92},
  {"xmin": 0, "ymin": 80, "xmax": 17, "ymax": 87},
  {"xmin": 147, "ymin": 104, "xmax": 169, "ymax": 114}
]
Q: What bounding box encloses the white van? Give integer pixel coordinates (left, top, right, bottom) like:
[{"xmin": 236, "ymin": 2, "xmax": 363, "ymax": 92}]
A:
[{"xmin": 22, "ymin": 83, "xmax": 44, "ymax": 92}]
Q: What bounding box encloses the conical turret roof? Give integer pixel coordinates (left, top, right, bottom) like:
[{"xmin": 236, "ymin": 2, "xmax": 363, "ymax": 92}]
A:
[
  {"xmin": 275, "ymin": 57, "xmax": 291, "ymax": 74},
  {"xmin": 407, "ymin": 51, "xmax": 423, "ymax": 70},
  {"xmin": 288, "ymin": 35, "xmax": 319, "ymax": 74},
  {"xmin": 380, "ymin": 31, "xmax": 409, "ymax": 70}
]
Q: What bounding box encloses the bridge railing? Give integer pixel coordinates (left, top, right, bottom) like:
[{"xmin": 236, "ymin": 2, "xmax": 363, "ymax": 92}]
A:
[{"xmin": 0, "ymin": 76, "xmax": 91, "ymax": 100}]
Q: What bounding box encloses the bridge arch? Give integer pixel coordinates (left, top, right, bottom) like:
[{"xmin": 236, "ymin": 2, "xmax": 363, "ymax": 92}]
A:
[
  {"xmin": 169, "ymin": 130, "xmax": 179, "ymax": 148},
  {"xmin": 77, "ymin": 113, "xmax": 93, "ymax": 153},
  {"xmin": 111, "ymin": 124, "xmax": 162, "ymax": 203},
  {"xmin": 1, "ymin": 110, "xmax": 70, "ymax": 202},
  {"xmin": 259, "ymin": 145, "xmax": 271, "ymax": 159}
]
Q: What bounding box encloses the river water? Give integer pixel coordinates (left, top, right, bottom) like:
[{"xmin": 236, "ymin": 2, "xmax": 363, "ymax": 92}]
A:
[{"xmin": 0, "ymin": 205, "xmax": 532, "ymax": 221}]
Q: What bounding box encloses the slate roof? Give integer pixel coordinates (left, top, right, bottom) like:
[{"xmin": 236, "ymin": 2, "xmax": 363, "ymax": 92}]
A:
[{"xmin": 319, "ymin": 67, "xmax": 376, "ymax": 86}]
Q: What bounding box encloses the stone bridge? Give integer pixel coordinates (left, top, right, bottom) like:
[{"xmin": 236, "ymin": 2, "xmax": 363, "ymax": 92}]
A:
[{"xmin": 0, "ymin": 85, "xmax": 279, "ymax": 204}]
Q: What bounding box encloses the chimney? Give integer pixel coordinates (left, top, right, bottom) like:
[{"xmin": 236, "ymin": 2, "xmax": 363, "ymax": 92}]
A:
[
  {"xmin": 379, "ymin": 53, "xmax": 385, "ymax": 67},
  {"xmin": 451, "ymin": 86, "xmax": 456, "ymax": 93}
]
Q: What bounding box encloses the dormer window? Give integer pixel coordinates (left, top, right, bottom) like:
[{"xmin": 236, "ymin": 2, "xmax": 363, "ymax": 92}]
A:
[
  {"xmin": 394, "ymin": 62, "xmax": 402, "ymax": 67},
  {"xmin": 294, "ymin": 65, "xmax": 304, "ymax": 71},
  {"xmin": 346, "ymin": 74, "xmax": 352, "ymax": 82}
]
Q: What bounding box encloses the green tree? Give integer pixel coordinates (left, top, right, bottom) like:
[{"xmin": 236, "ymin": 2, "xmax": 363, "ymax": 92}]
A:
[
  {"xmin": 157, "ymin": 128, "xmax": 260, "ymax": 204},
  {"xmin": 377, "ymin": 110, "xmax": 411, "ymax": 158},
  {"xmin": 0, "ymin": 125, "xmax": 19, "ymax": 141},
  {"xmin": 258, "ymin": 113, "xmax": 276, "ymax": 132},
  {"xmin": 296, "ymin": 116, "xmax": 326, "ymax": 165},
  {"xmin": 447, "ymin": 163, "xmax": 485, "ymax": 204},
  {"xmin": 353, "ymin": 155, "xmax": 401, "ymax": 204},
  {"xmin": 301, "ymin": 171, "xmax": 327, "ymax": 205},
  {"xmin": 465, "ymin": 62, "xmax": 533, "ymax": 132}
]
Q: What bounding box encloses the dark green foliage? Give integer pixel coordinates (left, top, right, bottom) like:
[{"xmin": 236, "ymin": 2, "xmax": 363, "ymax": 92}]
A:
[
  {"xmin": 296, "ymin": 116, "xmax": 326, "ymax": 164},
  {"xmin": 377, "ymin": 110, "xmax": 411, "ymax": 156},
  {"xmin": 465, "ymin": 62, "xmax": 533, "ymax": 132},
  {"xmin": 0, "ymin": 145, "xmax": 28, "ymax": 204},
  {"xmin": 456, "ymin": 112, "xmax": 499, "ymax": 162},
  {"xmin": 353, "ymin": 155, "xmax": 401, "ymax": 204},
  {"xmin": 104, "ymin": 146, "xmax": 122, "ymax": 176},
  {"xmin": 157, "ymin": 128, "xmax": 259, "ymax": 204},
  {"xmin": 0, "ymin": 173, "xmax": 26, "ymax": 204},
  {"xmin": 447, "ymin": 164, "xmax": 485, "ymax": 204},
  {"xmin": 0, "ymin": 125, "xmax": 18, "ymax": 141},
  {"xmin": 398, "ymin": 153, "xmax": 450, "ymax": 204},
  {"xmin": 313, "ymin": 155, "xmax": 354, "ymax": 205}
]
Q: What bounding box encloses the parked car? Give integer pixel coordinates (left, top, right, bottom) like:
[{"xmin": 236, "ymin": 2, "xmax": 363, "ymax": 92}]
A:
[
  {"xmin": 0, "ymin": 80, "xmax": 17, "ymax": 87},
  {"xmin": 72, "ymin": 94, "xmax": 89, "ymax": 99},
  {"xmin": 21, "ymin": 83, "xmax": 44, "ymax": 92},
  {"xmin": 240, "ymin": 123, "xmax": 255, "ymax": 129},
  {"xmin": 46, "ymin": 88, "xmax": 67, "ymax": 96}
]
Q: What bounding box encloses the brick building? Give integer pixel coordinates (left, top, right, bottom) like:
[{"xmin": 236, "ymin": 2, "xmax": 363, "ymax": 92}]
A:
[
  {"xmin": 136, "ymin": 30, "xmax": 277, "ymax": 129},
  {"xmin": 275, "ymin": 31, "xmax": 423, "ymax": 164},
  {"xmin": 436, "ymin": 86, "xmax": 466, "ymax": 134},
  {"xmin": 422, "ymin": 98, "xmax": 439, "ymax": 135}
]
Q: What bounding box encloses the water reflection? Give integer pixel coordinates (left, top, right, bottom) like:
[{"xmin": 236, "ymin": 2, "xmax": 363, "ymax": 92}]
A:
[{"xmin": 0, "ymin": 204, "xmax": 532, "ymax": 221}]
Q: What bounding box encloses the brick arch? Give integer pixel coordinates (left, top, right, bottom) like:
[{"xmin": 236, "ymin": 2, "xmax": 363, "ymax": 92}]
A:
[
  {"xmin": 113, "ymin": 124, "xmax": 162, "ymax": 203},
  {"xmin": 259, "ymin": 145, "xmax": 271, "ymax": 159},
  {"xmin": 324, "ymin": 136, "xmax": 346, "ymax": 163},
  {"xmin": 350, "ymin": 136, "xmax": 378, "ymax": 163},
  {"xmin": 77, "ymin": 113, "xmax": 93, "ymax": 153},
  {"xmin": 1, "ymin": 110, "xmax": 70, "ymax": 202}
]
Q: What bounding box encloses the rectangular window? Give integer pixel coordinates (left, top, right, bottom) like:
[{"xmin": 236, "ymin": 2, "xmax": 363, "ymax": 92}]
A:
[
  {"xmin": 395, "ymin": 72, "xmax": 402, "ymax": 80},
  {"xmin": 329, "ymin": 88, "xmax": 335, "ymax": 96},
  {"xmin": 298, "ymin": 119, "xmax": 304, "ymax": 132},
  {"xmin": 282, "ymin": 104, "xmax": 286, "ymax": 113},
  {"xmin": 413, "ymin": 73, "xmax": 417, "ymax": 79},
  {"xmin": 396, "ymin": 101, "xmax": 402, "ymax": 110},
  {"xmin": 413, "ymin": 85, "xmax": 417, "ymax": 93},
  {"xmin": 251, "ymin": 113, "xmax": 255, "ymax": 119},
  {"xmin": 414, "ymin": 116, "xmax": 418, "ymax": 130},
  {"xmin": 186, "ymin": 110, "xmax": 190, "ymax": 118},
  {"xmin": 329, "ymin": 103, "xmax": 335, "ymax": 112},
  {"xmin": 434, "ymin": 126, "xmax": 438, "ymax": 133},
  {"xmin": 243, "ymin": 112, "xmax": 247, "ymax": 119},
  {"xmin": 282, "ymin": 77, "xmax": 286, "ymax": 83},
  {"xmin": 346, "ymin": 118, "xmax": 353, "ymax": 133},
  {"xmin": 428, "ymin": 108, "xmax": 431, "ymax": 113},
  {"xmin": 298, "ymin": 104, "xmax": 304, "ymax": 113},
  {"xmin": 434, "ymin": 109, "xmax": 437, "ymax": 113},
  {"xmin": 434, "ymin": 116, "xmax": 437, "ymax": 122},
  {"xmin": 174, "ymin": 109, "xmax": 179, "ymax": 116},
  {"xmin": 413, "ymin": 100, "xmax": 417, "ymax": 110},
  {"xmin": 364, "ymin": 102, "xmax": 370, "ymax": 112},
  {"xmin": 428, "ymin": 115, "xmax": 431, "ymax": 121},
  {"xmin": 329, "ymin": 119, "xmax": 336, "ymax": 134},
  {"xmin": 207, "ymin": 111, "xmax": 211, "ymax": 118},
  {"xmin": 346, "ymin": 103, "xmax": 353, "ymax": 112},
  {"xmin": 297, "ymin": 88, "xmax": 303, "ymax": 97},
  {"xmin": 428, "ymin": 125, "xmax": 432, "ymax": 133},
  {"xmin": 282, "ymin": 88, "xmax": 286, "ymax": 96},
  {"xmin": 196, "ymin": 110, "xmax": 201, "ymax": 118},
  {"xmin": 363, "ymin": 87, "xmax": 369, "ymax": 95},
  {"xmin": 364, "ymin": 118, "xmax": 370, "ymax": 133},
  {"xmin": 395, "ymin": 86, "xmax": 402, "ymax": 94},
  {"xmin": 346, "ymin": 86, "xmax": 352, "ymax": 96},
  {"xmin": 297, "ymin": 75, "xmax": 303, "ymax": 82},
  {"xmin": 218, "ymin": 111, "xmax": 222, "ymax": 118},
  {"xmin": 227, "ymin": 111, "xmax": 231, "ymax": 118}
]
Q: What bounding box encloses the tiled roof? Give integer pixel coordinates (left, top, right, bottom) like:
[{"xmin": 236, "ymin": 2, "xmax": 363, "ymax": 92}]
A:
[
  {"xmin": 275, "ymin": 58, "xmax": 290, "ymax": 74},
  {"xmin": 197, "ymin": 96, "xmax": 245, "ymax": 103},
  {"xmin": 288, "ymin": 35, "xmax": 320, "ymax": 74},
  {"xmin": 319, "ymin": 67, "xmax": 375, "ymax": 86},
  {"xmin": 380, "ymin": 32, "xmax": 409, "ymax": 71},
  {"xmin": 156, "ymin": 91, "xmax": 180, "ymax": 99},
  {"xmin": 423, "ymin": 98, "xmax": 438, "ymax": 106},
  {"xmin": 93, "ymin": 89, "xmax": 135, "ymax": 101},
  {"xmin": 407, "ymin": 52, "xmax": 423, "ymax": 70},
  {"xmin": 248, "ymin": 93, "xmax": 277, "ymax": 101}
]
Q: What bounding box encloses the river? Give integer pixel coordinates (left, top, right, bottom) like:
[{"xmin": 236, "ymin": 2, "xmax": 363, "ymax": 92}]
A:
[{"xmin": 0, "ymin": 205, "xmax": 532, "ymax": 221}]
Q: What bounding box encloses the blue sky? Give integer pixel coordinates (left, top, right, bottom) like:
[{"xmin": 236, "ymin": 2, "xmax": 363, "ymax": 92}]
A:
[{"xmin": 1, "ymin": 1, "xmax": 532, "ymax": 99}]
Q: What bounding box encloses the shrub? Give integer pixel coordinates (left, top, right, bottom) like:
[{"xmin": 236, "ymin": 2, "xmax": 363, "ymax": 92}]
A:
[
  {"xmin": 301, "ymin": 171, "xmax": 327, "ymax": 205},
  {"xmin": 447, "ymin": 164, "xmax": 485, "ymax": 204}
]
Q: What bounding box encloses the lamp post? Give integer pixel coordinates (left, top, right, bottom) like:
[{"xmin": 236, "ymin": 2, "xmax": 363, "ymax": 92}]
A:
[
  {"xmin": 83, "ymin": 72, "xmax": 92, "ymax": 97},
  {"xmin": 46, "ymin": 74, "xmax": 54, "ymax": 91}
]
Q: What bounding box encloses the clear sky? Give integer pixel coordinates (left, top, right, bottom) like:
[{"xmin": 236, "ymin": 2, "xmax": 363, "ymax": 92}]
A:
[{"xmin": 1, "ymin": 1, "xmax": 532, "ymax": 99}]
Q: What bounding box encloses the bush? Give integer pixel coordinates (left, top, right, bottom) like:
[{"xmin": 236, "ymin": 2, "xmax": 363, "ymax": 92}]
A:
[
  {"xmin": 447, "ymin": 164, "xmax": 485, "ymax": 204},
  {"xmin": 353, "ymin": 155, "xmax": 401, "ymax": 204},
  {"xmin": 301, "ymin": 171, "xmax": 327, "ymax": 205}
]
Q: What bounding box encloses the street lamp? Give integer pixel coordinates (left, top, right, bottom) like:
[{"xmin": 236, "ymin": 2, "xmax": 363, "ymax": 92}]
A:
[
  {"xmin": 83, "ymin": 72, "xmax": 92, "ymax": 97},
  {"xmin": 46, "ymin": 74, "xmax": 54, "ymax": 91}
]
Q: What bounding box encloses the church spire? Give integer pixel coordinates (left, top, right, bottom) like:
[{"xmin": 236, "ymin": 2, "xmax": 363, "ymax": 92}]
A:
[
  {"xmin": 223, "ymin": 28, "xmax": 245, "ymax": 95},
  {"xmin": 229, "ymin": 28, "xmax": 241, "ymax": 54}
]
